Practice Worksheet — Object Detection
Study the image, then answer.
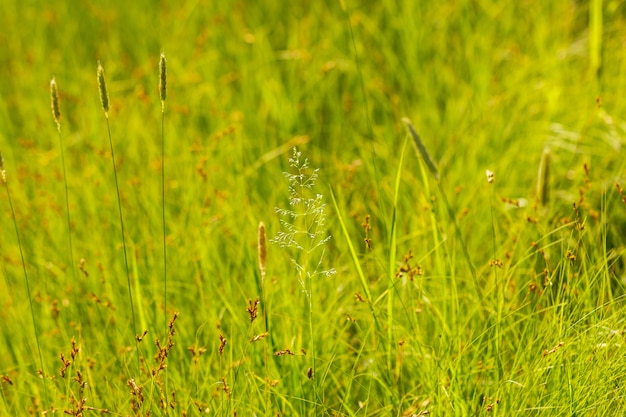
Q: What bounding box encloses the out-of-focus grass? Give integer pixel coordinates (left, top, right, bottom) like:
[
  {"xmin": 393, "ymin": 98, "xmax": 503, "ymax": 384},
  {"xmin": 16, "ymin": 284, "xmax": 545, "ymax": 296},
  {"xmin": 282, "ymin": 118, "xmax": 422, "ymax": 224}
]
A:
[{"xmin": 1, "ymin": 0, "xmax": 626, "ymax": 415}]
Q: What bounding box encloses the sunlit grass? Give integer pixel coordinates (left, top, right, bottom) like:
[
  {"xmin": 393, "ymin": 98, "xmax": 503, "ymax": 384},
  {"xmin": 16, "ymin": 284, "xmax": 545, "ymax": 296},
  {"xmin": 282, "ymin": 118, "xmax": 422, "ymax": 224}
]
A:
[{"xmin": 1, "ymin": 0, "xmax": 626, "ymax": 415}]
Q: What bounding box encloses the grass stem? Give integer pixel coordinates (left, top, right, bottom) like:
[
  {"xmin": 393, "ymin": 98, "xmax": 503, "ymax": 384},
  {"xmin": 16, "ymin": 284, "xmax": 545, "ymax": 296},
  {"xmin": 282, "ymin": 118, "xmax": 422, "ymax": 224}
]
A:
[{"xmin": 1, "ymin": 151, "xmax": 49, "ymax": 408}]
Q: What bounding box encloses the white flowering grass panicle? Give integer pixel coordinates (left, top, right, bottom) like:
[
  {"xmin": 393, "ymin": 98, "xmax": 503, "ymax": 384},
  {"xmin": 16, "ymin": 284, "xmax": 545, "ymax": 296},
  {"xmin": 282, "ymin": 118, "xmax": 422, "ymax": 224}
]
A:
[{"xmin": 271, "ymin": 147, "xmax": 336, "ymax": 284}]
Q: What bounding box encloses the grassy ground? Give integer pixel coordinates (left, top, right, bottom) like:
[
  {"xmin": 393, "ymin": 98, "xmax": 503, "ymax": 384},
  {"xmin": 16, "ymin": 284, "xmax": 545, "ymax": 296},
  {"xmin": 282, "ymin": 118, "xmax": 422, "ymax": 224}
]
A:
[{"xmin": 1, "ymin": 0, "xmax": 626, "ymax": 415}]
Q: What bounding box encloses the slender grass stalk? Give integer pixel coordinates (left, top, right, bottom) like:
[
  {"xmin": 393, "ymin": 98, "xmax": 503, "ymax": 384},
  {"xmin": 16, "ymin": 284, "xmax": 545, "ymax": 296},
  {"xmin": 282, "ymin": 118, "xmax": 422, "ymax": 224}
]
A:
[
  {"xmin": 158, "ymin": 51, "xmax": 169, "ymax": 414},
  {"xmin": 0, "ymin": 150, "xmax": 49, "ymax": 408},
  {"xmin": 97, "ymin": 62, "xmax": 140, "ymax": 370},
  {"xmin": 50, "ymin": 78, "xmax": 79, "ymax": 320},
  {"xmin": 402, "ymin": 118, "xmax": 479, "ymax": 297},
  {"xmin": 257, "ymin": 221, "xmax": 270, "ymax": 413},
  {"xmin": 159, "ymin": 52, "xmax": 168, "ymax": 330},
  {"xmin": 386, "ymin": 136, "xmax": 409, "ymax": 375},
  {"xmin": 329, "ymin": 187, "xmax": 384, "ymax": 333},
  {"xmin": 486, "ymin": 169, "xmax": 503, "ymax": 379},
  {"xmin": 340, "ymin": 2, "xmax": 398, "ymax": 388}
]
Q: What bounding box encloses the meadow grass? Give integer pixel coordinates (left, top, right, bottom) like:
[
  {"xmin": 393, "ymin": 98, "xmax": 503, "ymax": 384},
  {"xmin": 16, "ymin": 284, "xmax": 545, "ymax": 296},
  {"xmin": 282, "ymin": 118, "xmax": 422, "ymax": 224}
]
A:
[{"xmin": 1, "ymin": 0, "xmax": 626, "ymax": 415}]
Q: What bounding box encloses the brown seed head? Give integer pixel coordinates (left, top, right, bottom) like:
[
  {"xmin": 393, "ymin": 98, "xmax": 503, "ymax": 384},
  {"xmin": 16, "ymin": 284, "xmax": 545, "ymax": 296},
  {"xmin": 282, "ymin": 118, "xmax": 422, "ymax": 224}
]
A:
[
  {"xmin": 50, "ymin": 78, "xmax": 61, "ymax": 130},
  {"xmin": 97, "ymin": 62, "xmax": 110, "ymax": 115}
]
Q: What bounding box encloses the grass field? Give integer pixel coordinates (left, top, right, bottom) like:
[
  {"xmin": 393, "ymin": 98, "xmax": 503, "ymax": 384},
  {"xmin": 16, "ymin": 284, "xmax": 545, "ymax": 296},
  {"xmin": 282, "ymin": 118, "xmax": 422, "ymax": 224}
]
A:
[{"xmin": 1, "ymin": 0, "xmax": 626, "ymax": 415}]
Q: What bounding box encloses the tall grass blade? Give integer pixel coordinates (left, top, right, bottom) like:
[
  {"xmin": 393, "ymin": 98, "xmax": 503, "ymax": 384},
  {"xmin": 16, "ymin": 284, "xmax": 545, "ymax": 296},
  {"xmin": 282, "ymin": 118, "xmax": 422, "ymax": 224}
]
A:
[
  {"xmin": 329, "ymin": 187, "xmax": 384, "ymax": 340},
  {"xmin": 1, "ymin": 149, "xmax": 49, "ymax": 407},
  {"xmin": 159, "ymin": 52, "xmax": 168, "ymax": 333},
  {"xmin": 402, "ymin": 117, "xmax": 439, "ymax": 181},
  {"xmin": 589, "ymin": 0, "xmax": 603, "ymax": 78}
]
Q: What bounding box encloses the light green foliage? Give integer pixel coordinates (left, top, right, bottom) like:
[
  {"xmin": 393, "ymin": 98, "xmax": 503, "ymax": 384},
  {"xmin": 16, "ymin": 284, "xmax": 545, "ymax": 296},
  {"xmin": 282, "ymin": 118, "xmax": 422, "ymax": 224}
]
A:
[{"xmin": 1, "ymin": 0, "xmax": 626, "ymax": 415}]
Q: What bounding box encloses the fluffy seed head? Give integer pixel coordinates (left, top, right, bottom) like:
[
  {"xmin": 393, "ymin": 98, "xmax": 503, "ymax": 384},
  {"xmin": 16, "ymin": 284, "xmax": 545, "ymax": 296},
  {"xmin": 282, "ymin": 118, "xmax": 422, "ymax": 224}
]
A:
[
  {"xmin": 402, "ymin": 117, "xmax": 440, "ymax": 181},
  {"xmin": 50, "ymin": 78, "xmax": 61, "ymax": 130},
  {"xmin": 258, "ymin": 222, "xmax": 267, "ymax": 281},
  {"xmin": 159, "ymin": 52, "xmax": 167, "ymax": 104},
  {"xmin": 97, "ymin": 62, "xmax": 110, "ymax": 115}
]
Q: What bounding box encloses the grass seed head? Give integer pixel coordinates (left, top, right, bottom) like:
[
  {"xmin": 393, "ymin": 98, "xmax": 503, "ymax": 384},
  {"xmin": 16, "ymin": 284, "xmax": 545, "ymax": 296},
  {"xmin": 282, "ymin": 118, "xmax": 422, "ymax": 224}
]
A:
[
  {"xmin": 402, "ymin": 117, "xmax": 439, "ymax": 181},
  {"xmin": 0, "ymin": 149, "xmax": 5, "ymax": 184},
  {"xmin": 537, "ymin": 147, "xmax": 551, "ymax": 207},
  {"xmin": 258, "ymin": 222, "xmax": 267, "ymax": 280},
  {"xmin": 159, "ymin": 52, "xmax": 167, "ymax": 105},
  {"xmin": 50, "ymin": 77, "xmax": 61, "ymax": 130},
  {"xmin": 97, "ymin": 62, "xmax": 110, "ymax": 115}
]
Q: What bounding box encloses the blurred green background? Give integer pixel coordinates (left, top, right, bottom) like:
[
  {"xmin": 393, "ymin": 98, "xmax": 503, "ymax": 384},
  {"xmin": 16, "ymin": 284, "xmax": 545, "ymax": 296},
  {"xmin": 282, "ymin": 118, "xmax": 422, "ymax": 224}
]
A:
[{"xmin": 1, "ymin": 0, "xmax": 626, "ymax": 415}]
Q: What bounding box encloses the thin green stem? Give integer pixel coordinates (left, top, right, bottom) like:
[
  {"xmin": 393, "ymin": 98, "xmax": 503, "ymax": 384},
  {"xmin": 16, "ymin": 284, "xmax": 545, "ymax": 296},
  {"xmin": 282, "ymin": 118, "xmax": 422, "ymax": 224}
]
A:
[
  {"xmin": 161, "ymin": 107, "xmax": 167, "ymax": 335},
  {"xmin": 104, "ymin": 116, "xmax": 140, "ymax": 371},
  {"xmin": 488, "ymin": 182, "xmax": 503, "ymax": 379},
  {"xmin": 56, "ymin": 127, "xmax": 79, "ymax": 320},
  {"xmin": 3, "ymin": 179, "xmax": 49, "ymax": 407}
]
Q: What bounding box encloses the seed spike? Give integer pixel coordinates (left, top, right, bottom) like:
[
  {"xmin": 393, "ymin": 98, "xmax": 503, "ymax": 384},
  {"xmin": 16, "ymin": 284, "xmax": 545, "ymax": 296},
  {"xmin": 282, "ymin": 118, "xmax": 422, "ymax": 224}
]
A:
[
  {"xmin": 159, "ymin": 52, "xmax": 167, "ymax": 110},
  {"xmin": 258, "ymin": 222, "xmax": 267, "ymax": 283},
  {"xmin": 0, "ymin": 148, "xmax": 6, "ymax": 184},
  {"xmin": 97, "ymin": 61, "xmax": 110, "ymax": 116},
  {"xmin": 402, "ymin": 117, "xmax": 439, "ymax": 181},
  {"xmin": 50, "ymin": 77, "xmax": 61, "ymax": 130},
  {"xmin": 537, "ymin": 147, "xmax": 551, "ymax": 207}
]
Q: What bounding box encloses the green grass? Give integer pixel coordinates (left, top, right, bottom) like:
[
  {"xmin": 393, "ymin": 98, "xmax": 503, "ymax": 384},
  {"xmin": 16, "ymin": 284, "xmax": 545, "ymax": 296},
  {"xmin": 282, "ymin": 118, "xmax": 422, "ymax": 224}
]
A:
[{"xmin": 1, "ymin": 0, "xmax": 626, "ymax": 415}]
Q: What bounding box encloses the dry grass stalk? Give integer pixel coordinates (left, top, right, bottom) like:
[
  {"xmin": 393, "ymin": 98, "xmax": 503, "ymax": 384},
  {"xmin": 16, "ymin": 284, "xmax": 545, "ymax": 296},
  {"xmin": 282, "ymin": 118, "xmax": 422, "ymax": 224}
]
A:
[
  {"xmin": 97, "ymin": 62, "xmax": 110, "ymax": 115},
  {"xmin": 50, "ymin": 78, "xmax": 61, "ymax": 130}
]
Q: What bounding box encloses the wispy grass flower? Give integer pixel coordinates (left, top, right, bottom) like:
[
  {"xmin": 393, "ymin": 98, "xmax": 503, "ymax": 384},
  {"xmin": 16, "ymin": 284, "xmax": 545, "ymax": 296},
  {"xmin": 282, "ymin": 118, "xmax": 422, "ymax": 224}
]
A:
[
  {"xmin": 271, "ymin": 148, "xmax": 335, "ymax": 281},
  {"xmin": 271, "ymin": 147, "xmax": 335, "ymax": 413}
]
